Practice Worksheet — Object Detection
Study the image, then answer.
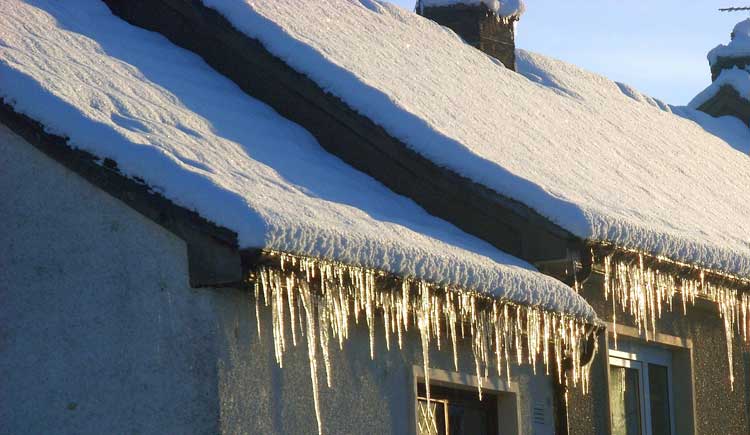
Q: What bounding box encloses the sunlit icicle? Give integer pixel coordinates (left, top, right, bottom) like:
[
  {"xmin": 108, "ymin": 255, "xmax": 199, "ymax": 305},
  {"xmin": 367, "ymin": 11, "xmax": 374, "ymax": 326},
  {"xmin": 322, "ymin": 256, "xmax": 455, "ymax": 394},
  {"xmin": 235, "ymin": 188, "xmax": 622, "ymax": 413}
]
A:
[
  {"xmin": 254, "ymin": 280, "xmax": 262, "ymax": 341},
  {"xmin": 417, "ymin": 282, "xmax": 433, "ymax": 418},
  {"xmin": 318, "ymin": 295, "xmax": 333, "ymax": 388},
  {"xmin": 269, "ymin": 270, "xmax": 285, "ymax": 367},
  {"xmin": 450, "ymin": 292, "xmax": 459, "ymax": 371},
  {"xmin": 503, "ymin": 304, "xmax": 512, "ymax": 380},
  {"xmin": 287, "ymin": 275, "xmax": 298, "ymax": 347},
  {"xmin": 299, "ymin": 280, "xmax": 323, "ymax": 435},
  {"xmin": 604, "ymin": 253, "xmax": 749, "ymax": 390},
  {"xmin": 493, "ymin": 301, "xmax": 502, "ymax": 377},
  {"xmin": 515, "ymin": 306, "xmax": 523, "ymax": 366},
  {"xmin": 382, "ymin": 291, "xmax": 392, "ymax": 352},
  {"xmin": 253, "ymin": 251, "xmax": 597, "ymax": 435}
]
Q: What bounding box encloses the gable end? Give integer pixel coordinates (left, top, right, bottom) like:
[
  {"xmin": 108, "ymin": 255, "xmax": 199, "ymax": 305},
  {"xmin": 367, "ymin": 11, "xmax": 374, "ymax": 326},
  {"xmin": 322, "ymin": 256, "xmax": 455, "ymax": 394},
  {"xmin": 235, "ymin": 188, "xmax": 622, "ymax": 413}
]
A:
[{"xmin": 0, "ymin": 100, "xmax": 243, "ymax": 287}]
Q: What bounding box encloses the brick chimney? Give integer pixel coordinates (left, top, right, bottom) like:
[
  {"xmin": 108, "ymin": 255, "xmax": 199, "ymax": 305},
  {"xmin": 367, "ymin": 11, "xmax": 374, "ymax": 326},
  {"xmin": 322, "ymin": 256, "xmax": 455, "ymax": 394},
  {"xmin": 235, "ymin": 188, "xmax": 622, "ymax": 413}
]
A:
[
  {"xmin": 692, "ymin": 19, "xmax": 750, "ymax": 126},
  {"xmin": 416, "ymin": 1, "xmax": 520, "ymax": 71}
]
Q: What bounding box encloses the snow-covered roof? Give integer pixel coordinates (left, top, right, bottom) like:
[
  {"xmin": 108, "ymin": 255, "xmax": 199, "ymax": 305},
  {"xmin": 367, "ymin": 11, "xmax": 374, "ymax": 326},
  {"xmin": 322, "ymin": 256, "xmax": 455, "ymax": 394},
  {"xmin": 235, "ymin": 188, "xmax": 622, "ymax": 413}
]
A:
[
  {"xmin": 0, "ymin": 0, "xmax": 594, "ymax": 319},
  {"xmin": 418, "ymin": 0, "xmax": 525, "ymax": 18},
  {"xmin": 201, "ymin": 0, "xmax": 750, "ymax": 278},
  {"xmin": 708, "ymin": 19, "xmax": 750, "ymax": 66},
  {"xmin": 689, "ymin": 66, "xmax": 750, "ymax": 109}
]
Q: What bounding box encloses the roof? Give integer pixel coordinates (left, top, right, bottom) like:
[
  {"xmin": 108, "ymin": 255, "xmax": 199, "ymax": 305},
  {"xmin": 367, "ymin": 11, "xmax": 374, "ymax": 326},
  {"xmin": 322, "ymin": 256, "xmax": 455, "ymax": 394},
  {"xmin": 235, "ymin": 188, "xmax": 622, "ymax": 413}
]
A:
[
  {"xmin": 200, "ymin": 0, "xmax": 750, "ymax": 278},
  {"xmin": 0, "ymin": 0, "xmax": 594, "ymax": 319}
]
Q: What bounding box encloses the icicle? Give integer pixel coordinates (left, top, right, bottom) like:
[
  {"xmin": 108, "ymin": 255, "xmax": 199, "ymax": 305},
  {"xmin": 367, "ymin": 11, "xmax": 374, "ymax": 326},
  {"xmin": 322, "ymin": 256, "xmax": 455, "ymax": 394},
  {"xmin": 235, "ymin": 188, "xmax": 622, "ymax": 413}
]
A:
[
  {"xmin": 254, "ymin": 280, "xmax": 262, "ymax": 341},
  {"xmin": 493, "ymin": 301, "xmax": 502, "ymax": 377},
  {"xmin": 287, "ymin": 275, "xmax": 298, "ymax": 347},
  {"xmin": 417, "ymin": 282, "xmax": 433, "ymax": 416},
  {"xmin": 299, "ymin": 280, "xmax": 323, "ymax": 435},
  {"xmin": 319, "ymin": 294, "xmax": 333, "ymax": 388},
  {"xmin": 603, "ymin": 252, "xmax": 750, "ymax": 390},
  {"xmin": 252, "ymin": 251, "xmax": 598, "ymax": 435},
  {"xmin": 503, "ymin": 304, "xmax": 511, "ymax": 380}
]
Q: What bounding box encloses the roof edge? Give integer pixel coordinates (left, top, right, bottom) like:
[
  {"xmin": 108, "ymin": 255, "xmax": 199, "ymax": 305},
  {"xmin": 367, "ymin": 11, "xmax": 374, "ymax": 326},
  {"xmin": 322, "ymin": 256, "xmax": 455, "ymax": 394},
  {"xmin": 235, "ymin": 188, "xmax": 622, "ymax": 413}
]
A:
[
  {"xmin": 241, "ymin": 248, "xmax": 601, "ymax": 323},
  {"xmin": 589, "ymin": 241, "xmax": 750, "ymax": 292},
  {"xmin": 0, "ymin": 100, "xmax": 596, "ymax": 311}
]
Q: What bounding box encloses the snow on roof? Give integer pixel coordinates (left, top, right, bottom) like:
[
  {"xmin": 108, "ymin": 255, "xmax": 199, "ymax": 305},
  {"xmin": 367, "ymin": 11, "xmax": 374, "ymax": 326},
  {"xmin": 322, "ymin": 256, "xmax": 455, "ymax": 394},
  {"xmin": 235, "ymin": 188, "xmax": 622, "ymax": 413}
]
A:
[
  {"xmin": 708, "ymin": 19, "xmax": 750, "ymax": 66},
  {"xmin": 0, "ymin": 0, "xmax": 594, "ymax": 319},
  {"xmin": 418, "ymin": 0, "xmax": 525, "ymax": 18},
  {"xmin": 202, "ymin": 0, "xmax": 750, "ymax": 278},
  {"xmin": 689, "ymin": 66, "xmax": 750, "ymax": 109}
]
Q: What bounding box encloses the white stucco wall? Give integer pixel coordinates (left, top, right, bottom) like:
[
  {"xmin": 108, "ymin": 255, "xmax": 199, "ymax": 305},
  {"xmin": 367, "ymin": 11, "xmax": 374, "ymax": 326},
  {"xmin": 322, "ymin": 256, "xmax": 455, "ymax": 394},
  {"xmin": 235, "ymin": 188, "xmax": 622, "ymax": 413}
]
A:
[{"xmin": 0, "ymin": 123, "xmax": 556, "ymax": 434}]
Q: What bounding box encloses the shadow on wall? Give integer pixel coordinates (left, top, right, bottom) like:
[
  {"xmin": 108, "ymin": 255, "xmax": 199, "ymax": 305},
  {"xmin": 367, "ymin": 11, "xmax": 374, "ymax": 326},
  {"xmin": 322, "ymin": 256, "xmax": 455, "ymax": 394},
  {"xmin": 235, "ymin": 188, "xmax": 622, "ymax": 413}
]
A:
[{"xmin": 211, "ymin": 285, "xmax": 413, "ymax": 434}]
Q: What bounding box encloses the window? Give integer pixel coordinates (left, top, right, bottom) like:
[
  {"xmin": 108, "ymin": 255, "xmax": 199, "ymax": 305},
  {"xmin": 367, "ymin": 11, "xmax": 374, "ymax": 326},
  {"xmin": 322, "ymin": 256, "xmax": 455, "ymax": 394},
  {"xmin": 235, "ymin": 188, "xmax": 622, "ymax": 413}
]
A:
[
  {"xmin": 416, "ymin": 383, "xmax": 498, "ymax": 435},
  {"xmin": 609, "ymin": 345, "xmax": 676, "ymax": 435},
  {"xmin": 413, "ymin": 365, "xmax": 522, "ymax": 435}
]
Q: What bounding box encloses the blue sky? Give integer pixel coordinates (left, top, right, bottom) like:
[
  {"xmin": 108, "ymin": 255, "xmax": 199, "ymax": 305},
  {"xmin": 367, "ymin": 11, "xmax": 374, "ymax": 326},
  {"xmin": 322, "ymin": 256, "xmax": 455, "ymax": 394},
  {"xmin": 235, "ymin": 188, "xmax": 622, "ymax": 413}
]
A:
[{"xmin": 387, "ymin": 0, "xmax": 745, "ymax": 105}]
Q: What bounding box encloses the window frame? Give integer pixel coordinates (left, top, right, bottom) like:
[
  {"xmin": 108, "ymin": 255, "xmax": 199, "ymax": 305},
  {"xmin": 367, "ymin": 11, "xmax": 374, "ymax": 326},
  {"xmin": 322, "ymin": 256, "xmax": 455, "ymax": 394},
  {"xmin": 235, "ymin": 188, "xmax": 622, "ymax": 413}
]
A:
[
  {"xmin": 609, "ymin": 346, "xmax": 677, "ymax": 435},
  {"xmin": 604, "ymin": 323, "xmax": 696, "ymax": 435},
  {"xmin": 412, "ymin": 365, "xmax": 523, "ymax": 435}
]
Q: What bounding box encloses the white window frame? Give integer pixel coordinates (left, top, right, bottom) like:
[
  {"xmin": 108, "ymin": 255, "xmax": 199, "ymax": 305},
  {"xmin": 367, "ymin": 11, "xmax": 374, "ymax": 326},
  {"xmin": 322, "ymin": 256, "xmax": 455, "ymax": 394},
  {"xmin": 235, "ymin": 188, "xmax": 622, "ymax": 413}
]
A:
[{"xmin": 609, "ymin": 346, "xmax": 676, "ymax": 435}]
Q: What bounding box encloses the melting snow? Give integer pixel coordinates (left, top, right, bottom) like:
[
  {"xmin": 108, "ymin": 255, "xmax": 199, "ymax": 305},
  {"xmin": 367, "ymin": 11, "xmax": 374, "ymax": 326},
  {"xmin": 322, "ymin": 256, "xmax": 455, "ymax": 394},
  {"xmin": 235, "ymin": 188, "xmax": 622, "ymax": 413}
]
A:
[
  {"xmin": 203, "ymin": 0, "xmax": 750, "ymax": 278},
  {"xmin": 0, "ymin": 0, "xmax": 594, "ymax": 319}
]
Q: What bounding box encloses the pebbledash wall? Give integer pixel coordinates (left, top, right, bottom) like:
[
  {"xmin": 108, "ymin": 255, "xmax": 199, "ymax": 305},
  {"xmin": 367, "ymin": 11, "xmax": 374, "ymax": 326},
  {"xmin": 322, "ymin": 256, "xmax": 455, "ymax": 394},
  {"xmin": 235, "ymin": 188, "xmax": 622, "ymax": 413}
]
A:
[
  {"xmin": 0, "ymin": 123, "xmax": 558, "ymax": 434},
  {"xmin": 567, "ymin": 270, "xmax": 750, "ymax": 435}
]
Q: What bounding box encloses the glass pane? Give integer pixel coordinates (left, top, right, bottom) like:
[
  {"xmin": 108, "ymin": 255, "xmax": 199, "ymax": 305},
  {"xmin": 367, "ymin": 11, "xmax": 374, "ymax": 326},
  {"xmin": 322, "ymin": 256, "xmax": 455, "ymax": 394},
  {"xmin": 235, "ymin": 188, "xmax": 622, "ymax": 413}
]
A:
[
  {"xmin": 448, "ymin": 402, "xmax": 487, "ymax": 435},
  {"xmin": 648, "ymin": 364, "xmax": 672, "ymax": 435},
  {"xmin": 416, "ymin": 383, "xmax": 497, "ymax": 435},
  {"xmin": 610, "ymin": 366, "xmax": 642, "ymax": 435},
  {"xmin": 417, "ymin": 398, "xmax": 446, "ymax": 435}
]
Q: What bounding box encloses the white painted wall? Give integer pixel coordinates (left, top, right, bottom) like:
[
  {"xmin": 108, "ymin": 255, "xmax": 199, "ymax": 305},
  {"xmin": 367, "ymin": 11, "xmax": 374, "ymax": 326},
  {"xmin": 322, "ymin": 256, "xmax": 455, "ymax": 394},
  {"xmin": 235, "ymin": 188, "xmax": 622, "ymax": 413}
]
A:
[{"xmin": 0, "ymin": 123, "xmax": 556, "ymax": 434}]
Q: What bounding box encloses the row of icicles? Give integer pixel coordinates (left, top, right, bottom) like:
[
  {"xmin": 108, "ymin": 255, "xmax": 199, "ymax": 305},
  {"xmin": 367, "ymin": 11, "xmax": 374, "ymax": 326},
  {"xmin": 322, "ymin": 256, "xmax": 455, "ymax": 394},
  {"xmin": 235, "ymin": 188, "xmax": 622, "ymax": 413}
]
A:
[
  {"xmin": 603, "ymin": 254, "xmax": 750, "ymax": 390},
  {"xmin": 250, "ymin": 252, "xmax": 597, "ymax": 435}
]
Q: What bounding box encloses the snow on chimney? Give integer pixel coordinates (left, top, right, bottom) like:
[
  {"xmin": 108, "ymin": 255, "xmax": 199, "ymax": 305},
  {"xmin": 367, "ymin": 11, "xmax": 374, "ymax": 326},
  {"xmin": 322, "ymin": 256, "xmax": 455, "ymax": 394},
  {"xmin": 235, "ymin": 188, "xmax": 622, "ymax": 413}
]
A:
[
  {"xmin": 416, "ymin": 1, "xmax": 524, "ymax": 71},
  {"xmin": 690, "ymin": 19, "xmax": 750, "ymax": 126},
  {"xmin": 708, "ymin": 18, "xmax": 750, "ymax": 81}
]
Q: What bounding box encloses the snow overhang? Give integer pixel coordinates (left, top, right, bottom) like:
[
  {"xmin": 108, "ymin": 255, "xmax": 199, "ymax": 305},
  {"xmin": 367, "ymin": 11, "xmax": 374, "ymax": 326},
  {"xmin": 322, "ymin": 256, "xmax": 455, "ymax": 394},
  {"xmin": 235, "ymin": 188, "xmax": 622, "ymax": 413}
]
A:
[
  {"xmin": 181, "ymin": 0, "xmax": 750, "ymax": 282},
  {"xmin": 2, "ymin": 102, "xmax": 600, "ymax": 326},
  {"xmin": 101, "ymin": 0, "xmax": 583, "ymax": 275}
]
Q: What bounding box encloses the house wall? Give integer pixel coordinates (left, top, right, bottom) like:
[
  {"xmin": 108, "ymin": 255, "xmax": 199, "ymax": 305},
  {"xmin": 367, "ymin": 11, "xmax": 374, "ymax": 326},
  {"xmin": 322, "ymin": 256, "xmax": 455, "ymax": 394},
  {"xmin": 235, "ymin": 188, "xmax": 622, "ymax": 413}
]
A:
[
  {"xmin": 0, "ymin": 124, "xmax": 221, "ymax": 434},
  {"xmin": 568, "ymin": 270, "xmax": 750, "ymax": 435},
  {"xmin": 0, "ymin": 124, "xmax": 557, "ymax": 434}
]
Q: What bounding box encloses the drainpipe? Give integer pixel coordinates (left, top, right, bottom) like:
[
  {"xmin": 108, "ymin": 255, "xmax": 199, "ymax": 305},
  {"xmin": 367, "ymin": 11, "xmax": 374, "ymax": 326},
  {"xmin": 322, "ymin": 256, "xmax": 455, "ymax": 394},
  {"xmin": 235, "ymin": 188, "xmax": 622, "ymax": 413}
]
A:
[{"xmin": 554, "ymin": 326, "xmax": 603, "ymax": 435}]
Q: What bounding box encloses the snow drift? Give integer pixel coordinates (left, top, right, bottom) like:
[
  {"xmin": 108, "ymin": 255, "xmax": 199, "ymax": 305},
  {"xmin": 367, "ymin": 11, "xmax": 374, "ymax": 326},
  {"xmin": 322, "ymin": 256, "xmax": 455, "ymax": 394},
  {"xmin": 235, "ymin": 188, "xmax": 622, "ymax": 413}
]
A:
[
  {"xmin": 0, "ymin": 0, "xmax": 593, "ymax": 319},
  {"xmin": 202, "ymin": 0, "xmax": 750, "ymax": 278}
]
